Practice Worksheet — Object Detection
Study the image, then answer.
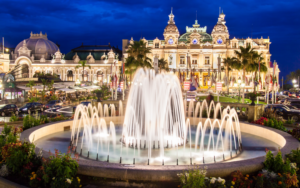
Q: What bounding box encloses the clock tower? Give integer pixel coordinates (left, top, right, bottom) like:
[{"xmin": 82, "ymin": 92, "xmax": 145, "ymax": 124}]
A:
[
  {"xmin": 163, "ymin": 8, "xmax": 180, "ymax": 46},
  {"xmin": 211, "ymin": 11, "xmax": 229, "ymax": 45}
]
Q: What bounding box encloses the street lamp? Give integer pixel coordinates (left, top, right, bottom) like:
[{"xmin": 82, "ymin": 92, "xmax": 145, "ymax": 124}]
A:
[
  {"xmin": 234, "ymin": 77, "xmax": 245, "ymax": 103},
  {"xmin": 93, "ymin": 79, "xmax": 98, "ymax": 85},
  {"xmin": 293, "ymin": 79, "xmax": 297, "ymax": 84},
  {"xmin": 76, "ymin": 79, "xmax": 81, "ymax": 86}
]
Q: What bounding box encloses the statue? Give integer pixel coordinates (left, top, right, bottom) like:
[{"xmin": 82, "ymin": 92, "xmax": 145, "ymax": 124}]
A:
[
  {"xmin": 115, "ymin": 53, "xmax": 119, "ymax": 60},
  {"xmin": 51, "ymin": 54, "xmax": 55, "ymax": 60},
  {"xmin": 62, "ymin": 54, "xmax": 65, "ymax": 60}
]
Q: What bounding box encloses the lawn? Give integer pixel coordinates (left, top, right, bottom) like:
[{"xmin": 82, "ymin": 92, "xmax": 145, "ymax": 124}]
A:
[{"xmin": 197, "ymin": 96, "xmax": 267, "ymax": 104}]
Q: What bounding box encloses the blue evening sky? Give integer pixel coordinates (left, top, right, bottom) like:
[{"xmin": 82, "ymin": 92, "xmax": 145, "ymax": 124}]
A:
[{"xmin": 0, "ymin": 0, "xmax": 299, "ymax": 79}]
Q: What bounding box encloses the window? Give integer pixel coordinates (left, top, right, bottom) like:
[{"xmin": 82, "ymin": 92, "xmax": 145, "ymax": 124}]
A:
[
  {"xmin": 205, "ymin": 57, "xmax": 210, "ymax": 65},
  {"xmin": 233, "ymin": 43, "xmax": 237, "ymax": 48},
  {"xmin": 192, "ymin": 60, "xmax": 197, "ymax": 64},
  {"xmin": 155, "ymin": 43, "xmax": 159, "ymax": 48},
  {"xmin": 247, "ymin": 42, "xmax": 251, "ymax": 47},
  {"xmin": 180, "ymin": 56, "xmax": 185, "ymax": 64}
]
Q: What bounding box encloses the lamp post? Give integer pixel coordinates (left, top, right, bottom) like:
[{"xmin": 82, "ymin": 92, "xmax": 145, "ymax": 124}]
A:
[
  {"xmin": 234, "ymin": 77, "xmax": 245, "ymax": 103},
  {"xmin": 93, "ymin": 79, "xmax": 98, "ymax": 86},
  {"xmin": 293, "ymin": 79, "xmax": 298, "ymax": 93},
  {"xmin": 76, "ymin": 79, "xmax": 81, "ymax": 86}
]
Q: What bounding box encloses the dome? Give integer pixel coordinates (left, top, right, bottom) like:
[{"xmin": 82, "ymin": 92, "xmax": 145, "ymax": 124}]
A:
[
  {"xmin": 15, "ymin": 32, "xmax": 58, "ymax": 60},
  {"xmin": 213, "ymin": 23, "xmax": 227, "ymax": 32},
  {"xmin": 179, "ymin": 32, "xmax": 212, "ymax": 43},
  {"xmin": 164, "ymin": 24, "xmax": 178, "ymax": 33}
]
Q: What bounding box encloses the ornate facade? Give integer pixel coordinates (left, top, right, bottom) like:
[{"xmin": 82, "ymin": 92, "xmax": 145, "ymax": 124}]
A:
[
  {"xmin": 122, "ymin": 10, "xmax": 280, "ymax": 91},
  {"xmin": 8, "ymin": 32, "xmax": 122, "ymax": 84}
]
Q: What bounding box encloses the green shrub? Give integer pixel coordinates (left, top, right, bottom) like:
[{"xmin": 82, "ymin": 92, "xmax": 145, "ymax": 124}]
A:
[
  {"xmin": 23, "ymin": 114, "xmax": 41, "ymax": 130},
  {"xmin": 40, "ymin": 148, "xmax": 80, "ymax": 188},
  {"xmin": 263, "ymin": 118, "xmax": 287, "ymax": 132},
  {"xmin": 9, "ymin": 113, "xmax": 19, "ymax": 122},
  {"xmin": 1, "ymin": 141, "xmax": 36, "ymax": 174},
  {"xmin": 177, "ymin": 165, "xmax": 207, "ymax": 188},
  {"xmin": 264, "ymin": 150, "xmax": 296, "ymax": 175}
]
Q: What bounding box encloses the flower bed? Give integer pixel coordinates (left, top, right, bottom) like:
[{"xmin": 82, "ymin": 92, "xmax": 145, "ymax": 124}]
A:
[
  {"xmin": 0, "ymin": 124, "xmax": 82, "ymax": 188},
  {"xmin": 252, "ymin": 117, "xmax": 287, "ymax": 132},
  {"xmin": 177, "ymin": 149, "xmax": 300, "ymax": 188}
]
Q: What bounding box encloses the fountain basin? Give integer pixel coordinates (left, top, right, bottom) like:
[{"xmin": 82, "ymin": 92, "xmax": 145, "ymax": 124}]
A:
[{"xmin": 21, "ymin": 117, "xmax": 299, "ymax": 181}]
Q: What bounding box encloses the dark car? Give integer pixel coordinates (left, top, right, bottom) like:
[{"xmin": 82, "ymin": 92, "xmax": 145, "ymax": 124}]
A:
[
  {"xmin": 45, "ymin": 100, "xmax": 63, "ymax": 109},
  {"xmin": 72, "ymin": 102, "xmax": 91, "ymax": 112},
  {"xmin": 265, "ymin": 104, "xmax": 300, "ymax": 121},
  {"xmin": 288, "ymin": 100, "xmax": 300, "ymax": 109},
  {"xmin": 0, "ymin": 104, "xmax": 19, "ymax": 116},
  {"xmin": 19, "ymin": 102, "xmax": 45, "ymax": 114}
]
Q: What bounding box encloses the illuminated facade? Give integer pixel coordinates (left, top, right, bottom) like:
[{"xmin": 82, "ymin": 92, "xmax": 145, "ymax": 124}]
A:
[
  {"xmin": 123, "ymin": 10, "xmax": 280, "ymax": 91},
  {"xmin": 8, "ymin": 32, "xmax": 121, "ymax": 84}
]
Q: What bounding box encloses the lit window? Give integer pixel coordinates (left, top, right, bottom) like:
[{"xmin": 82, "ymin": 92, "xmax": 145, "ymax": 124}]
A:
[
  {"xmin": 192, "ymin": 60, "xmax": 197, "ymax": 64},
  {"xmin": 155, "ymin": 43, "xmax": 159, "ymax": 48},
  {"xmin": 180, "ymin": 56, "xmax": 185, "ymax": 64},
  {"xmin": 205, "ymin": 57, "xmax": 210, "ymax": 65}
]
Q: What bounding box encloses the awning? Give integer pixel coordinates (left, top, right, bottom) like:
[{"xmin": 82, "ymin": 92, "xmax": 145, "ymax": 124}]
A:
[
  {"xmin": 81, "ymin": 86, "xmax": 100, "ymax": 91},
  {"xmin": 17, "ymin": 86, "xmax": 31, "ymax": 91},
  {"xmin": 53, "ymin": 84, "xmax": 66, "ymax": 89},
  {"xmin": 33, "ymin": 85, "xmax": 48, "ymax": 90},
  {"xmin": 70, "ymin": 86, "xmax": 84, "ymax": 90},
  {"xmin": 57, "ymin": 88, "xmax": 76, "ymax": 93}
]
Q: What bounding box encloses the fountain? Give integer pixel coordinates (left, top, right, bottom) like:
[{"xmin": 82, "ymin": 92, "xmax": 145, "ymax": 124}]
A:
[{"xmin": 70, "ymin": 69, "xmax": 242, "ymax": 165}]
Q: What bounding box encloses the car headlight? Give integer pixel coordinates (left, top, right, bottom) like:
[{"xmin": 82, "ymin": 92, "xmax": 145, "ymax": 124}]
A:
[{"xmin": 23, "ymin": 108, "xmax": 27, "ymax": 111}]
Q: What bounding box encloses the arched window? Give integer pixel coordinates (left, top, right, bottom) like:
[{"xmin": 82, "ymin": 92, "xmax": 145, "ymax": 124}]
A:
[
  {"xmin": 97, "ymin": 70, "xmax": 103, "ymax": 83},
  {"xmin": 67, "ymin": 70, "xmax": 73, "ymax": 81},
  {"xmin": 21, "ymin": 64, "xmax": 29, "ymax": 78},
  {"xmin": 82, "ymin": 70, "xmax": 88, "ymax": 81}
]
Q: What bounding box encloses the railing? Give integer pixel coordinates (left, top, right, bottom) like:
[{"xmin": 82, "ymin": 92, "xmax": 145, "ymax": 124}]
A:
[
  {"xmin": 179, "ymin": 64, "xmax": 186, "ymax": 68},
  {"xmin": 191, "ymin": 64, "xmax": 198, "ymax": 68}
]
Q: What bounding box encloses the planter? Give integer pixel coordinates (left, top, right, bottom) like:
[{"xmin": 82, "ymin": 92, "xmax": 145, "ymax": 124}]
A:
[
  {"xmin": 96, "ymin": 93, "xmax": 102, "ymax": 102},
  {"xmin": 249, "ymin": 96, "xmax": 256, "ymax": 105}
]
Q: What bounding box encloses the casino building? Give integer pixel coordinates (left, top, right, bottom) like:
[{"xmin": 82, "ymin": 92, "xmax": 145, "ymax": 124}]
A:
[
  {"xmin": 122, "ymin": 10, "xmax": 280, "ymax": 91},
  {"xmin": 7, "ymin": 32, "xmax": 122, "ymax": 84}
]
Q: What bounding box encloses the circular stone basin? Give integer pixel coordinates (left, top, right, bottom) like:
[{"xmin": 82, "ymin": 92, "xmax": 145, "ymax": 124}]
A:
[{"xmin": 21, "ymin": 117, "xmax": 300, "ymax": 181}]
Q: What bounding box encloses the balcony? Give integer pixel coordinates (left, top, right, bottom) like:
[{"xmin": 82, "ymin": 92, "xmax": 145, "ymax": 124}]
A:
[
  {"xmin": 191, "ymin": 64, "xmax": 198, "ymax": 68},
  {"xmin": 204, "ymin": 64, "xmax": 211, "ymax": 68},
  {"xmin": 179, "ymin": 64, "xmax": 186, "ymax": 68}
]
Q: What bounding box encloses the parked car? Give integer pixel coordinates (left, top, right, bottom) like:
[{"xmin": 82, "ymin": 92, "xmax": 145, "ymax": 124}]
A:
[
  {"xmin": 45, "ymin": 100, "xmax": 63, "ymax": 109},
  {"xmin": 265, "ymin": 104, "xmax": 300, "ymax": 121},
  {"xmin": 19, "ymin": 102, "xmax": 45, "ymax": 114},
  {"xmin": 80, "ymin": 102, "xmax": 91, "ymax": 106},
  {"xmin": 0, "ymin": 104, "xmax": 19, "ymax": 116}
]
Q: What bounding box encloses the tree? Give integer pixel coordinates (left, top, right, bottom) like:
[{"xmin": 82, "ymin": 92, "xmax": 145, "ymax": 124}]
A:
[
  {"xmin": 47, "ymin": 80, "xmax": 54, "ymax": 97},
  {"xmin": 125, "ymin": 40, "xmax": 153, "ymax": 79},
  {"xmin": 235, "ymin": 46, "xmax": 254, "ymax": 102},
  {"xmin": 158, "ymin": 58, "xmax": 169, "ymax": 73},
  {"xmin": 41, "ymin": 79, "xmax": 49, "ymax": 103},
  {"xmin": 222, "ymin": 57, "xmax": 239, "ymax": 94},
  {"xmin": 26, "ymin": 81, "xmax": 35, "ymax": 98},
  {"xmin": 75, "ymin": 60, "xmax": 91, "ymax": 82},
  {"xmin": 246, "ymin": 52, "xmax": 268, "ymax": 92}
]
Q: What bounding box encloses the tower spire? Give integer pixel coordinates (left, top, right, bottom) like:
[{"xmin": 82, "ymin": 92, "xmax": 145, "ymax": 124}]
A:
[{"xmin": 168, "ymin": 7, "xmax": 175, "ymax": 24}]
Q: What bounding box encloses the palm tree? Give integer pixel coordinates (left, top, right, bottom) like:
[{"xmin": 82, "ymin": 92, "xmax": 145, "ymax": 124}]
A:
[
  {"xmin": 158, "ymin": 58, "xmax": 169, "ymax": 73},
  {"xmin": 125, "ymin": 40, "xmax": 153, "ymax": 82},
  {"xmin": 26, "ymin": 81, "xmax": 35, "ymax": 98},
  {"xmin": 41, "ymin": 79, "xmax": 48, "ymax": 103},
  {"xmin": 235, "ymin": 46, "xmax": 254, "ymax": 102},
  {"xmin": 75, "ymin": 60, "xmax": 91, "ymax": 82},
  {"xmin": 247, "ymin": 53, "xmax": 268, "ymax": 92},
  {"xmin": 222, "ymin": 57, "xmax": 238, "ymax": 94}
]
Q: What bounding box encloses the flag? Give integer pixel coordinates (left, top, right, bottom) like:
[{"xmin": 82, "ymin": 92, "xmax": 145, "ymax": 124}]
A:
[{"xmin": 114, "ymin": 74, "xmax": 118, "ymax": 89}]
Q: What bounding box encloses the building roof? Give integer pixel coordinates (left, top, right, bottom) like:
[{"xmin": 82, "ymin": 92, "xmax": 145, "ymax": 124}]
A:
[
  {"xmin": 65, "ymin": 44, "xmax": 122, "ymax": 61},
  {"xmin": 14, "ymin": 32, "xmax": 58, "ymax": 56},
  {"xmin": 178, "ymin": 32, "xmax": 212, "ymax": 43}
]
